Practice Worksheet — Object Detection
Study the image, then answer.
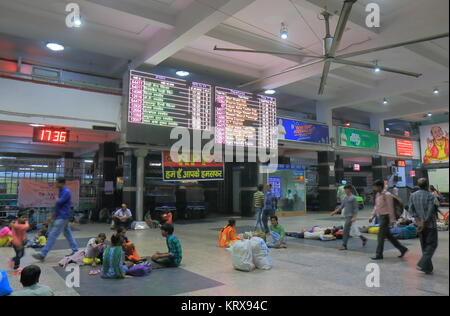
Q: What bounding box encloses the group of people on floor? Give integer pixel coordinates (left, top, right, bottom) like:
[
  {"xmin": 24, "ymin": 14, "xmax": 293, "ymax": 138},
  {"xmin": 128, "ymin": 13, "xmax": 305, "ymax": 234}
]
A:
[{"xmin": 222, "ymin": 177, "xmax": 444, "ymax": 276}]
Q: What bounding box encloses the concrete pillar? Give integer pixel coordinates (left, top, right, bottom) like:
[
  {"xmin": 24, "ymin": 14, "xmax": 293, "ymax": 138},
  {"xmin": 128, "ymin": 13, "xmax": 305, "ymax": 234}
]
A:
[
  {"xmin": 370, "ymin": 115, "xmax": 385, "ymax": 135},
  {"xmin": 316, "ymin": 104, "xmax": 333, "ymax": 140},
  {"xmin": 372, "ymin": 156, "xmax": 389, "ymax": 182},
  {"xmin": 97, "ymin": 142, "xmax": 117, "ymax": 210},
  {"xmin": 134, "ymin": 148, "xmax": 148, "ymax": 221},
  {"xmin": 318, "ymin": 151, "xmax": 337, "ymax": 212},
  {"xmin": 335, "ymin": 155, "xmax": 344, "ymax": 184}
]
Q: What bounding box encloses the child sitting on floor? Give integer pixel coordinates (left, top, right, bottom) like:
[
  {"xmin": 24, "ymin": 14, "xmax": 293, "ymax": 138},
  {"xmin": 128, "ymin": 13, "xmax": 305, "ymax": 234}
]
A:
[
  {"xmin": 101, "ymin": 234, "xmax": 128, "ymax": 279},
  {"xmin": 26, "ymin": 229, "xmax": 47, "ymax": 249},
  {"xmin": 219, "ymin": 219, "xmax": 241, "ymax": 248},
  {"xmin": 115, "ymin": 228, "xmax": 145, "ymax": 263},
  {"xmin": 0, "ymin": 223, "xmax": 13, "ymax": 247},
  {"xmin": 84, "ymin": 233, "xmax": 107, "ymax": 266},
  {"xmin": 267, "ymin": 216, "xmax": 287, "ymax": 249},
  {"xmin": 151, "ymin": 224, "xmax": 182, "ymax": 268}
]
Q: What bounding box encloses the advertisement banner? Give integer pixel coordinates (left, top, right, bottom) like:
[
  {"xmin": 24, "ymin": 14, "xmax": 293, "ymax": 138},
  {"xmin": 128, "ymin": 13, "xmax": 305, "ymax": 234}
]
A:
[
  {"xmin": 338, "ymin": 127, "xmax": 379, "ymax": 150},
  {"xmin": 277, "ymin": 118, "xmax": 329, "ymax": 144},
  {"xmin": 419, "ymin": 123, "xmax": 449, "ymax": 165},
  {"xmin": 18, "ymin": 180, "xmax": 80, "ymax": 208},
  {"xmin": 162, "ymin": 152, "xmax": 224, "ymax": 181}
]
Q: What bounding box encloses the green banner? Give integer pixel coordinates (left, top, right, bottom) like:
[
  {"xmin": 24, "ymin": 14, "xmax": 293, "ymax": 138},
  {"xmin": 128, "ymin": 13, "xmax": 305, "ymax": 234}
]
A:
[{"xmin": 338, "ymin": 127, "xmax": 379, "ymax": 150}]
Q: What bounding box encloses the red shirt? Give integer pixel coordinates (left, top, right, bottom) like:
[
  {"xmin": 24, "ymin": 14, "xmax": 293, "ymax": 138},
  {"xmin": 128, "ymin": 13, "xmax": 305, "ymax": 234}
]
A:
[{"xmin": 12, "ymin": 221, "xmax": 29, "ymax": 247}]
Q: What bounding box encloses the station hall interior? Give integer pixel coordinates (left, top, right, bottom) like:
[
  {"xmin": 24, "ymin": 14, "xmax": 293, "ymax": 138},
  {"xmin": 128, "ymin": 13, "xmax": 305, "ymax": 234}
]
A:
[{"xmin": 0, "ymin": 0, "xmax": 449, "ymax": 297}]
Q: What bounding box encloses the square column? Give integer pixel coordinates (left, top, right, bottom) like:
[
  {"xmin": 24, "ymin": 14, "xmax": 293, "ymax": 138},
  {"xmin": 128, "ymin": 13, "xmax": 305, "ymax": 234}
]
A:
[{"xmin": 318, "ymin": 151, "xmax": 337, "ymax": 212}]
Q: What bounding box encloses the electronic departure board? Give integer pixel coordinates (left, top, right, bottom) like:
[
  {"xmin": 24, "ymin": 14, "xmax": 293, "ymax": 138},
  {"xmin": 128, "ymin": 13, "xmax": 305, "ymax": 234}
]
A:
[
  {"xmin": 129, "ymin": 71, "xmax": 212, "ymax": 130},
  {"xmin": 215, "ymin": 87, "xmax": 277, "ymax": 149}
]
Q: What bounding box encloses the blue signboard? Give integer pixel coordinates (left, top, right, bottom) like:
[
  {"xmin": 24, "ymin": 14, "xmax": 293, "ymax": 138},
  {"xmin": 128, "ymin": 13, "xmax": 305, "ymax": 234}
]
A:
[{"xmin": 277, "ymin": 118, "xmax": 329, "ymax": 144}]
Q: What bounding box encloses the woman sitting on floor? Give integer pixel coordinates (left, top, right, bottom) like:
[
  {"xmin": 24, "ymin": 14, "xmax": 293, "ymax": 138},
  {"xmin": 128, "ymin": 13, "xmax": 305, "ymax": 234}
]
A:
[
  {"xmin": 101, "ymin": 234, "xmax": 128, "ymax": 279},
  {"xmin": 219, "ymin": 219, "xmax": 241, "ymax": 248}
]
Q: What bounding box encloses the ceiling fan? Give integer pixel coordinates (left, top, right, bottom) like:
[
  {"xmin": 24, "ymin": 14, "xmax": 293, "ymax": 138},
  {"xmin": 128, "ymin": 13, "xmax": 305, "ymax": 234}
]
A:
[{"xmin": 213, "ymin": 0, "xmax": 449, "ymax": 95}]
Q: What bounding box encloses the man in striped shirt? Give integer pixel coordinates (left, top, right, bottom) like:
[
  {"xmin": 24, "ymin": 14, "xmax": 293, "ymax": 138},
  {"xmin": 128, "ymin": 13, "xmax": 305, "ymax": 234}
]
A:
[{"xmin": 253, "ymin": 184, "xmax": 265, "ymax": 231}]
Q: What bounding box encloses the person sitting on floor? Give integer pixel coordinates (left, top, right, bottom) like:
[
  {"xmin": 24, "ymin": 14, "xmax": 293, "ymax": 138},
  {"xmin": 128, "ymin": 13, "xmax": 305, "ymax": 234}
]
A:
[
  {"xmin": 151, "ymin": 224, "xmax": 182, "ymax": 268},
  {"xmin": 112, "ymin": 204, "xmax": 133, "ymax": 230},
  {"xmin": 26, "ymin": 229, "xmax": 47, "ymax": 249},
  {"xmin": 10, "ymin": 265, "xmax": 54, "ymax": 296},
  {"xmin": 101, "ymin": 234, "xmax": 129, "ymax": 279},
  {"xmin": 267, "ymin": 216, "xmax": 287, "ymax": 248},
  {"xmin": 219, "ymin": 219, "xmax": 241, "ymax": 248},
  {"xmin": 84, "ymin": 233, "xmax": 107, "ymax": 267},
  {"xmin": 160, "ymin": 211, "xmax": 173, "ymax": 225},
  {"xmin": 0, "ymin": 223, "xmax": 13, "ymax": 247}
]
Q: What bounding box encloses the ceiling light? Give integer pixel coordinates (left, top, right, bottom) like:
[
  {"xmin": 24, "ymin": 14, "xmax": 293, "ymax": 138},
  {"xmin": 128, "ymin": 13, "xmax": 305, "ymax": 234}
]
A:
[
  {"xmin": 74, "ymin": 18, "xmax": 82, "ymax": 27},
  {"xmin": 176, "ymin": 70, "xmax": 190, "ymax": 77},
  {"xmin": 427, "ymin": 112, "xmax": 433, "ymax": 117},
  {"xmin": 29, "ymin": 124, "xmax": 45, "ymax": 127},
  {"xmin": 374, "ymin": 61, "xmax": 381, "ymax": 73},
  {"xmin": 385, "ymin": 127, "xmax": 390, "ymax": 132},
  {"xmin": 84, "ymin": 159, "xmax": 94, "ymax": 163},
  {"xmin": 344, "ymin": 122, "xmax": 351, "ymax": 127},
  {"xmin": 264, "ymin": 89, "xmax": 276, "ymax": 95},
  {"xmin": 383, "ymin": 98, "xmax": 390, "ymax": 105},
  {"xmin": 433, "ymin": 88, "xmax": 440, "ymax": 95},
  {"xmin": 280, "ymin": 23, "xmax": 288, "ymax": 40},
  {"xmin": 46, "ymin": 42, "xmax": 65, "ymax": 51}
]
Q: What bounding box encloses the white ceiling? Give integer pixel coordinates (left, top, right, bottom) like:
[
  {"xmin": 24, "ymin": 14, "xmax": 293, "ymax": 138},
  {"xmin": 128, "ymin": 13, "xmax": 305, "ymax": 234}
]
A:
[{"xmin": 0, "ymin": 0, "xmax": 448, "ymax": 125}]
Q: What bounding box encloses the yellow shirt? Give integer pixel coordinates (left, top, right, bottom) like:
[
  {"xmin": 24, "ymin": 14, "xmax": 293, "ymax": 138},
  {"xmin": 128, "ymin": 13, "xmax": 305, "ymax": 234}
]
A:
[{"xmin": 37, "ymin": 236, "xmax": 47, "ymax": 246}]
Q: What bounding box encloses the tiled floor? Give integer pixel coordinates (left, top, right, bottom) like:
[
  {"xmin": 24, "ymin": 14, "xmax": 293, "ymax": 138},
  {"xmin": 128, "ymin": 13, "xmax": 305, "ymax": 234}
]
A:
[{"xmin": 1, "ymin": 209, "xmax": 448, "ymax": 296}]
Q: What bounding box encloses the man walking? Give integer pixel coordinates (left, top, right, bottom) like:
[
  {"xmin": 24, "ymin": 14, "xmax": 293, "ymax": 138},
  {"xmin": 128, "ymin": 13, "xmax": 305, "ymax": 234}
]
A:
[
  {"xmin": 409, "ymin": 178, "xmax": 439, "ymax": 275},
  {"xmin": 331, "ymin": 184, "xmax": 367, "ymax": 250},
  {"xmin": 262, "ymin": 184, "xmax": 276, "ymax": 234},
  {"xmin": 253, "ymin": 184, "xmax": 265, "ymax": 232},
  {"xmin": 370, "ymin": 180, "xmax": 408, "ymax": 260},
  {"xmin": 33, "ymin": 178, "xmax": 78, "ymax": 261}
]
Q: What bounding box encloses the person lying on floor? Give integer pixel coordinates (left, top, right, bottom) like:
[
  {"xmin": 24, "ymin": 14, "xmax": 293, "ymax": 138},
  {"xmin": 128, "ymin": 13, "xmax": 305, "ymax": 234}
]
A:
[
  {"xmin": 84, "ymin": 233, "xmax": 107, "ymax": 267},
  {"xmin": 151, "ymin": 224, "xmax": 182, "ymax": 268},
  {"xmin": 219, "ymin": 219, "xmax": 241, "ymax": 248},
  {"xmin": 26, "ymin": 228, "xmax": 47, "ymax": 249},
  {"xmin": 267, "ymin": 216, "xmax": 287, "ymax": 248},
  {"xmin": 101, "ymin": 234, "xmax": 129, "ymax": 279},
  {"xmin": 286, "ymin": 226, "xmax": 337, "ymax": 240}
]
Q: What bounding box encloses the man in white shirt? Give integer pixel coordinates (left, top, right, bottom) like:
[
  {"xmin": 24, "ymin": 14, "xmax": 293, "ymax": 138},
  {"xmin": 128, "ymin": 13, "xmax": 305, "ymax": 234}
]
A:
[{"xmin": 112, "ymin": 204, "xmax": 133, "ymax": 229}]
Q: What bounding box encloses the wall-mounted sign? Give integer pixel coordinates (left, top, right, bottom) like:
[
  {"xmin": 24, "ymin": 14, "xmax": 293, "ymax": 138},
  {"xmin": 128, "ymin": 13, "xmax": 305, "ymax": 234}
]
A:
[
  {"xmin": 338, "ymin": 127, "xmax": 379, "ymax": 151},
  {"xmin": 32, "ymin": 127, "xmax": 69, "ymax": 144},
  {"xmin": 396, "ymin": 139, "xmax": 414, "ymax": 157},
  {"xmin": 397, "ymin": 160, "xmax": 406, "ymax": 167},
  {"xmin": 410, "ymin": 170, "xmax": 416, "ymax": 177},
  {"xmin": 419, "ymin": 122, "xmax": 449, "ymax": 165},
  {"xmin": 353, "ymin": 164, "xmax": 361, "ymax": 171},
  {"xmin": 277, "ymin": 118, "xmax": 329, "ymax": 144},
  {"xmin": 128, "ymin": 70, "xmax": 212, "ymax": 130},
  {"xmin": 162, "ymin": 152, "xmax": 224, "ymax": 182}
]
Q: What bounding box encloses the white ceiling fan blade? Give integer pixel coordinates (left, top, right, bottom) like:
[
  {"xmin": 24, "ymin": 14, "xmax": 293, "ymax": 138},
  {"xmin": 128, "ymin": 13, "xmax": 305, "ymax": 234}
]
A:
[
  {"xmin": 328, "ymin": 0, "xmax": 358, "ymax": 56},
  {"xmin": 238, "ymin": 58, "xmax": 325, "ymax": 89},
  {"xmin": 318, "ymin": 61, "xmax": 332, "ymax": 95},
  {"xmin": 333, "ymin": 58, "xmax": 422, "ymax": 77},
  {"xmin": 214, "ymin": 46, "xmax": 323, "ymax": 59},
  {"xmin": 336, "ymin": 32, "xmax": 449, "ymax": 59}
]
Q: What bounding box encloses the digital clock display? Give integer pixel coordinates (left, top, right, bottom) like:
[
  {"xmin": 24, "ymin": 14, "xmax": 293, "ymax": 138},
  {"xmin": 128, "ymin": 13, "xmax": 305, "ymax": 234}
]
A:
[{"xmin": 33, "ymin": 127, "xmax": 69, "ymax": 144}]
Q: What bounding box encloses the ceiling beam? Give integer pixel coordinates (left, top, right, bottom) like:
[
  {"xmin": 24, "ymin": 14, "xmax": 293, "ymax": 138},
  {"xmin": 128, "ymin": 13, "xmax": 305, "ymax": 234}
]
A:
[
  {"xmin": 327, "ymin": 68, "xmax": 375, "ymax": 89},
  {"xmin": 131, "ymin": 0, "xmax": 257, "ymax": 68},
  {"xmin": 323, "ymin": 69, "xmax": 449, "ymax": 110},
  {"xmin": 82, "ymin": 0, "xmax": 176, "ymax": 29}
]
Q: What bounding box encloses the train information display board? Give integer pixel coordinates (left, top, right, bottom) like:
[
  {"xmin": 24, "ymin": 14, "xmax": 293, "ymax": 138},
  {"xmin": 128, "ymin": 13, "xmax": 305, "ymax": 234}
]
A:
[
  {"xmin": 215, "ymin": 87, "xmax": 277, "ymax": 149},
  {"xmin": 129, "ymin": 71, "xmax": 212, "ymax": 130}
]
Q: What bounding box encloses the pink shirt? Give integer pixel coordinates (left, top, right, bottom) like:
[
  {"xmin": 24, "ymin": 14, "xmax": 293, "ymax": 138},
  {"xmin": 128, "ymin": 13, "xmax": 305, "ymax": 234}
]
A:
[
  {"xmin": 372, "ymin": 191, "xmax": 396, "ymax": 223},
  {"xmin": 12, "ymin": 221, "xmax": 29, "ymax": 247}
]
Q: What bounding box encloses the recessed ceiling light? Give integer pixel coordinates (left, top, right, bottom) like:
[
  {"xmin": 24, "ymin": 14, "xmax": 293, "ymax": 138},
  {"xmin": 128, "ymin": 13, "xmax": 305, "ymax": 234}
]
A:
[
  {"xmin": 74, "ymin": 18, "xmax": 82, "ymax": 27},
  {"xmin": 433, "ymin": 88, "xmax": 440, "ymax": 95},
  {"xmin": 176, "ymin": 70, "xmax": 190, "ymax": 77},
  {"xmin": 265, "ymin": 89, "xmax": 276, "ymax": 95},
  {"xmin": 427, "ymin": 112, "xmax": 433, "ymax": 117},
  {"xmin": 385, "ymin": 127, "xmax": 390, "ymax": 132},
  {"xmin": 29, "ymin": 124, "xmax": 45, "ymax": 127},
  {"xmin": 383, "ymin": 98, "xmax": 389, "ymax": 105},
  {"xmin": 46, "ymin": 42, "xmax": 65, "ymax": 51}
]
